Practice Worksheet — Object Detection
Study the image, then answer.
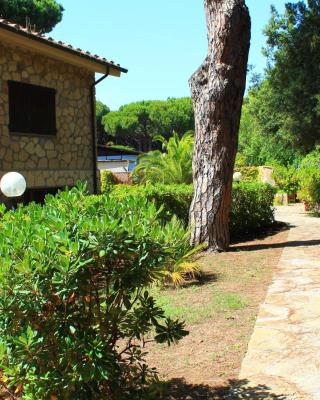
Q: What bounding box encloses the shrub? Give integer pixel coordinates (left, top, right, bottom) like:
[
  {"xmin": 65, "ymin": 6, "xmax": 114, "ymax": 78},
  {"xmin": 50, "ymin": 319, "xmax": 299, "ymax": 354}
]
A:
[
  {"xmin": 297, "ymin": 149, "xmax": 320, "ymax": 209},
  {"xmin": 235, "ymin": 152, "xmax": 248, "ymax": 167},
  {"xmin": 111, "ymin": 184, "xmax": 193, "ymax": 226},
  {"xmin": 0, "ymin": 186, "xmax": 188, "ymax": 399},
  {"xmin": 272, "ymin": 164, "xmax": 300, "ymax": 195},
  {"xmin": 234, "ymin": 166, "xmax": 259, "ymax": 182},
  {"xmin": 100, "ymin": 170, "xmax": 118, "ymax": 194},
  {"xmin": 230, "ymin": 182, "xmax": 276, "ymax": 239},
  {"xmin": 110, "ymin": 182, "xmax": 276, "ymax": 240}
]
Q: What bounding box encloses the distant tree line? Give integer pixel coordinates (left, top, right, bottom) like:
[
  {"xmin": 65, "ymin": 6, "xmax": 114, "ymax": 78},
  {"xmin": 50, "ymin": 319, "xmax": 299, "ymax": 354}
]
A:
[
  {"xmin": 98, "ymin": 98, "xmax": 194, "ymax": 152},
  {"xmin": 97, "ymin": 1, "xmax": 320, "ymax": 165},
  {"xmin": 98, "ymin": 0, "xmax": 320, "ymax": 163}
]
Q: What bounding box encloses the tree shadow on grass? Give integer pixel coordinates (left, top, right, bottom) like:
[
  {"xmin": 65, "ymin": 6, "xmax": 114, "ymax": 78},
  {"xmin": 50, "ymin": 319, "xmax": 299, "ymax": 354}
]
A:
[
  {"xmin": 163, "ymin": 378, "xmax": 288, "ymax": 399},
  {"xmin": 230, "ymin": 222, "xmax": 290, "ymax": 246}
]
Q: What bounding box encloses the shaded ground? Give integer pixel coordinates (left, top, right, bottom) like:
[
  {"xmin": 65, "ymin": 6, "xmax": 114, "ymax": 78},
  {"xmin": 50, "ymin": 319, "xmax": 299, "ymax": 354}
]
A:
[
  {"xmin": 145, "ymin": 224, "xmax": 290, "ymax": 399},
  {"xmin": 164, "ymin": 378, "xmax": 289, "ymax": 399}
]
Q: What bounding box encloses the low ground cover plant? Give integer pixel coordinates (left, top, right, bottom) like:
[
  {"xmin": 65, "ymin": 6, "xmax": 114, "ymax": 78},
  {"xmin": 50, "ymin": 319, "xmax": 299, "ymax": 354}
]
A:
[
  {"xmin": 110, "ymin": 182, "xmax": 276, "ymax": 240},
  {"xmin": 0, "ymin": 186, "xmax": 189, "ymax": 399}
]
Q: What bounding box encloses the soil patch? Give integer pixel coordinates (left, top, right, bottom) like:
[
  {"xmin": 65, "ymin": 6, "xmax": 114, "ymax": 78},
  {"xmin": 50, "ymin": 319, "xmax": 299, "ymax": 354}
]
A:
[{"xmin": 145, "ymin": 225, "xmax": 290, "ymax": 399}]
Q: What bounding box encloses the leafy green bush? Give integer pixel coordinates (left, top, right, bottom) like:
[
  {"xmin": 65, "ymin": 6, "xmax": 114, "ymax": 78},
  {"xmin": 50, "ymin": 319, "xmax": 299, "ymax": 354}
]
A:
[
  {"xmin": 297, "ymin": 149, "xmax": 320, "ymax": 208},
  {"xmin": 230, "ymin": 182, "xmax": 276, "ymax": 239},
  {"xmin": 110, "ymin": 182, "xmax": 276, "ymax": 240},
  {"xmin": 0, "ymin": 186, "xmax": 188, "ymax": 399},
  {"xmin": 100, "ymin": 170, "xmax": 118, "ymax": 194},
  {"xmin": 111, "ymin": 184, "xmax": 193, "ymax": 226},
  {"xmin": 235, "ymin": 152, "xmax": 248, "ymax": 167},
  {"xmin": 234, "ymin": 166, "xmax": 259, "ymax": 182},
  {"xmin": 272, "ymin": 164, "xmax": 300, "ymax": 195}
]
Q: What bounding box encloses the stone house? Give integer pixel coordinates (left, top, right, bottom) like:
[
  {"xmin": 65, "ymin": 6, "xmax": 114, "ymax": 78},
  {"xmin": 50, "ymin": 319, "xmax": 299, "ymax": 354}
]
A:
[{"xmin": 0, "ymin": 18, "xmax": 127, "ymax": 203}]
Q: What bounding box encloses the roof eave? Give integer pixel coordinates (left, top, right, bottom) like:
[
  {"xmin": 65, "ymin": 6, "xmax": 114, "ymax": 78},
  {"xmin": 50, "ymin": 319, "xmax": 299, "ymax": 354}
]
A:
[{"xmin": 0, "ymin": 22, "xmax": 128, "ymax": 76}]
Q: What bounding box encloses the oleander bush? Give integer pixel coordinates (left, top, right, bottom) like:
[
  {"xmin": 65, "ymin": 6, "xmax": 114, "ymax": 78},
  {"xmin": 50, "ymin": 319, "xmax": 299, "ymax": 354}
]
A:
[
  {"xmin": 109, "ymin": 182, "xmax": 276, "ymax": 240},
  {"xmin": 0, "ymin": 186, "xmax": 189, "ymax": 400}
]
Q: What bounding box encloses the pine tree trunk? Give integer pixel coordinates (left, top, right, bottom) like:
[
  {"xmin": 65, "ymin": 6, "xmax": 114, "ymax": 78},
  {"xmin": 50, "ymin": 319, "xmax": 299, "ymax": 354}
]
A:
[{"xmin": 189, "ymin": 0, "xmax": 251, "ymax": 252}]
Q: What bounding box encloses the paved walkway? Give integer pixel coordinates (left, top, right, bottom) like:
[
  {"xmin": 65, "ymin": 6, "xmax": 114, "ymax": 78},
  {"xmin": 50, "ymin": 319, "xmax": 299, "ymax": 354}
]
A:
[{"xmin": 235, "ymin": 205, "xmax": 320, "ymax": 400}]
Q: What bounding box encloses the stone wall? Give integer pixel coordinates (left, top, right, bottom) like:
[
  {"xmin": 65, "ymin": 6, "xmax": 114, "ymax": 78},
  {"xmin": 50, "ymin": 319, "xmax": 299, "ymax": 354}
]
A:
[
  {"xmin": 0, "ymin": 39, "xmax": 96, "ymax": 198},
  {"xmin": 258, "ymin": 166, "xmax": 276, "ymax": 186}
]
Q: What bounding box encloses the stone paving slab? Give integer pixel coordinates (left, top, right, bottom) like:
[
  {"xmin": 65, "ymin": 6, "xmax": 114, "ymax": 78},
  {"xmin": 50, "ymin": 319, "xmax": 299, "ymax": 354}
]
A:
[{"xmin": 236, "ymin": 205, "xmax": 320, "ymax": 400}]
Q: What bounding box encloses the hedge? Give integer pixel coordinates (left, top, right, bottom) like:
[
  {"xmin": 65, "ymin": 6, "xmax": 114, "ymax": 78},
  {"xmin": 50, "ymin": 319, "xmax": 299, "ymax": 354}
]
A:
[
  {"xmin": 110, "ymin": 182, "xmax": 276, "ymax": 239},
  {"xmin": 111, "ymin": 184, "xmax": 193, "ymax": 226},
  {"xmin": 230, "ymin": 182, "xmax": 276, "ymax": 239}
]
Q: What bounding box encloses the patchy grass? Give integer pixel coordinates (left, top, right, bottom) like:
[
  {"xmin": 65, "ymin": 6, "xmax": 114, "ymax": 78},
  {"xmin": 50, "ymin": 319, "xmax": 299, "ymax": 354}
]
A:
[
  {"xmin": 145, "ymin": 225, "xmax": 289, "ymax": 399},
  {"xmin": 154, "ymin": 286, "xmax": 247, "ymax": 325}
]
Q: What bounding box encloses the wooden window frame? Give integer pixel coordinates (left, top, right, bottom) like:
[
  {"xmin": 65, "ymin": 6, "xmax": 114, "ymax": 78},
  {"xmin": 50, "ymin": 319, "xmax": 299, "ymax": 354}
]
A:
[{"xmin": 8, "ymin": 80, "xmax": 57, "ymax": 136}]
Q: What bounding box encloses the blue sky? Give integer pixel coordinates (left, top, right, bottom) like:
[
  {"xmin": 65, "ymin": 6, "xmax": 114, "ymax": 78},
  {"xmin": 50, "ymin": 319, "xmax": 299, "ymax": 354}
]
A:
[{"xmin": 52, "ymin": 1, "xmax": 290, "ymax": 110}]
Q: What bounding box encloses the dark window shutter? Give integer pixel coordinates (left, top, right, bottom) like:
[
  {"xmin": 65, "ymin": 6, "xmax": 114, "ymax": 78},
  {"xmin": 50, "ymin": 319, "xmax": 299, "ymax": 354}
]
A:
[{"xmin": 8, "ymin": 81, "xmax": 57, "ymax": 135}]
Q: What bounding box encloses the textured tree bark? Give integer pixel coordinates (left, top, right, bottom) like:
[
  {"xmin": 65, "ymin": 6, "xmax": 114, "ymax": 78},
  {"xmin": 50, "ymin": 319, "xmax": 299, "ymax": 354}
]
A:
[{"xmin": 189, "ymin": 0, "xmax": 251, "ymax": 251}]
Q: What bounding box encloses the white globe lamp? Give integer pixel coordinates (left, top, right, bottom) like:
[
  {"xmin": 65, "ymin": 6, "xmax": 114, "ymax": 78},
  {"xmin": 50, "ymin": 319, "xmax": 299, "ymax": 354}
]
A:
[
  {"xmin": 0, "ymin": 172, "xmax": 27, "ymax": 198},
  {"xmin": 233, "ymin": 172, "xmax": 242, "ymax": 182}
]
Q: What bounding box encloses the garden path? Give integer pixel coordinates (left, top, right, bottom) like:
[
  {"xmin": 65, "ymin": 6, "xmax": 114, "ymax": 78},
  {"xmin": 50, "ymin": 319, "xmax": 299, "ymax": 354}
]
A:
[{"xmin": 234, "ymin": 205, "xmax": 320, "ymax": 399}]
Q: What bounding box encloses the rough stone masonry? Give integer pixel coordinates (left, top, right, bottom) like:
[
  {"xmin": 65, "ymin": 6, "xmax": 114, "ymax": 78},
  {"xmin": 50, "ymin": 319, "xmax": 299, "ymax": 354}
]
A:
[{"xmin": 0, "ymin": 40, "xmax": 95, "ymax": 197}]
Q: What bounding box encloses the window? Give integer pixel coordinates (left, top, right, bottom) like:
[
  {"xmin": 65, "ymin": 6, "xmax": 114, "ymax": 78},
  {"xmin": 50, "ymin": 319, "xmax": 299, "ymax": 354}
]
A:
[{"xmin": 8, "ymin": 81, "xmax": 57, "ymax": 135}]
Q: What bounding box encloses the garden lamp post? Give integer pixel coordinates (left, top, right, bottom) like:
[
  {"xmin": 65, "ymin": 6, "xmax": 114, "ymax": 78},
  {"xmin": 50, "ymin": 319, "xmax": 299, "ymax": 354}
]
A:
[{"xmin": 0, "ymin": 172, "xmax": 27, "ymax": 208}]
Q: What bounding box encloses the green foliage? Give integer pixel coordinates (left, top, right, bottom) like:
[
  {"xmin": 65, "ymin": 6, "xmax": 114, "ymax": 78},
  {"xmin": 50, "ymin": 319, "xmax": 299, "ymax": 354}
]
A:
[
  {"xmin": 110, "ymin": 182, "xmax": 276, "ymax": 241},
  {"xmin": 103, "ymin": 98, "xmax": 194, "ymax": 151},
  {"xmin": 230, "ymin": 182, "xmax": 276, "ymax": 239},
  {"xmin": 0, "ymin": 0, "xmax": 64, "ymax": 32},
  {"xmin": 132, "ymin": 132, "xmax": 194, "ymax": 185},
  {"xmin": 238, "ymin": 0, "xmax": 320, "ymax": 167},
  {"xmin": 0, "ymin": 186, "xmax": 189, "ymax": 399},
  {"xmin": 262, "ymin": 1, "xmax": 320, "ymax": 153},
  {"xmin": 96, "ymin": 100, "xmax": 110, "ymax": 144},
  {"xmin": 0, "ymin": 203, "xmax": 6, "ymax": 218},
  {"xmin": 109, "ymin": 183, "xmax": 201, "ymax": 285},
  {"xmin": 297, "ymin": 149, "xmax": 320, "ymax": 207},
  {"xmin": 239, "ymin": 83, "xmax": 301, "ymax": 166},
  {"xmin": 110, "ymin": 183, "xmax": 193, "ymax": 227},
  {"xmin": 272, "ymin": 164, "xmax": 300, "ymax": 195},
  {"xmin": 100, "ymin": 170, "xmax": 118, "ymax": 194},
  {"xmin": 235, "ymin": 152, "xmax": 248, "ymax": 167},
  {"xmin": 234, "ymin": 166, "xmax": 259, "ymax": 182},
  {"xmin": 155, "ymin": 286, "xmax": 247, "ymax": 326},
  {"xmin": 109, "ymin": 144, "xmax": 136, "ymax": 152}
]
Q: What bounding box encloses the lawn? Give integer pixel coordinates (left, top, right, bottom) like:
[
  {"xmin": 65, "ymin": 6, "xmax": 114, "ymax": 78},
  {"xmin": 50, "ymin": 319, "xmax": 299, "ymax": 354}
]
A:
[{"xmin": 145, "ymin": 225, "xmax": 289, "ymax": 399}]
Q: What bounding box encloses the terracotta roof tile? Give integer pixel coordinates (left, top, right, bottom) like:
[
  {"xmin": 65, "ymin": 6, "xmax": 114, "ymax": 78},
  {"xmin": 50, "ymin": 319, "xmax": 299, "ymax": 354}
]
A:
[{"xmin": 0, "ymin": 18, "xmax": 128, "ymax": 73}]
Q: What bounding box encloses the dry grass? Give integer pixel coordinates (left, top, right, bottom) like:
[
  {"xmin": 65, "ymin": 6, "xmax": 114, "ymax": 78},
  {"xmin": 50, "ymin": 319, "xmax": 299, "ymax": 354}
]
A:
[{"xmin": 145, "ymin": 226, "xmax": 290, "ymax": 399}]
